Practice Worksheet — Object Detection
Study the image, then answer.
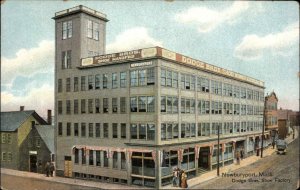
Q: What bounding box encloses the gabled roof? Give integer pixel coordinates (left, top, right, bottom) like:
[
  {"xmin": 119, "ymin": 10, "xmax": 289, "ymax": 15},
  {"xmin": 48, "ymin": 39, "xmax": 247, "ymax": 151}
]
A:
[
  {"xmin": 1, "ymin": 110, "xmax": 47, "ymax": 132},
  {"xmin": 265, "ymin": 91, "xmax": 278, "ymax": 101},
  {"xmin": 35, "ymin": 125, "xmax": 54, "ymax": 153}
]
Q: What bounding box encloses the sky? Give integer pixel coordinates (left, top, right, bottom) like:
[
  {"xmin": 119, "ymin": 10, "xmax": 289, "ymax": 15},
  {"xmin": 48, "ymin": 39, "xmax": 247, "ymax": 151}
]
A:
[{"xmin": 1, "ymin": 1, "xmax": 299, "ymax": 118}]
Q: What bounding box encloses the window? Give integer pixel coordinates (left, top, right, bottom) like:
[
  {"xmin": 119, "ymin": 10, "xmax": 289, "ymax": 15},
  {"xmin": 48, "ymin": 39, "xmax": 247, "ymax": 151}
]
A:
[
  {"xmin": 95, "ymin": 151, "xmax": 101, "ymax": 167},
  {"xmin": 223, "ymin": 83, "xmax": 232, "ymax": 96},
  {"xmin": 161, "ymin": 69, "xmax": 166, "ymax": 86},
  {"xmin": 95, "ymin": 123, "xmax": 101, "ymax": 138},
  {"xmin": 81, "ymin": 123, "xmax": 86, "ymax": 137},
  {"xmin": 130, "ymin": 70, "xmax": 138, "ymax": 86},
  {"xmin": 58, "ymin": 79, "xmax": 62, "ymax": 93},
  {"xmin": 62, "ymin": 20, "xmax": 72, "ymax": 39},
  {"xmin": 103, "ymin": 98, "xmax": 109, "ymax": 113},
  {"xmin": 81, "ymin": 149, "xmax": 86, "ymax": 164},
  {"xmin": 66, "ymin": 100, "xmax": 71, "ymax": 114},
  {"xmin": 89, "ymin": 123, "xmax": 94, "ymax": 137},
  {"xmin": 6, "ymin": 134, "xmax": 11, "ymax": 144},
  {"xmin": 81, "ymin": 76, "xmax": 86, "ymax": 91},
  {"xmin": 89, "ymin": 150, "xmax": 94, "ymax": 165},
  {"xmin": 172, "ymin": 72, "xmax": 178, "ymax": 88},
  {"xmin": 181, "ymin": 124, "xmax": 186, "ymax": 138},
  {"xmin": 147, "ymin": 124, "xmax": 155, "ymax": 141},
  {"xmin": 74, "ymin": 123, "xmax": 79, "ymax": 136},
  {"xmin": 58, "ymin": 101, "xmax": 62, "ymax": 115},
  {"xmin": 88, "ymin": 75, "xmax": 94, "ymax": 90},
  {"xmin": 247, "ymin": 89, "xmax": 253, "ymax": 100},
  {"xmin": 121, "ymin": 123, "xmax": 126, "ymax": 139},
  {"xmin": 211, "ymin": 80, "xmax": 222, "ymax": 95},
  {"xmin": 161, "ymin": 96, "xmax": 166, "ymax": 112},
  {"xmin": 61, "ymin": 50, "xmax": 71, "ymax": 69},
  {"xmin": 138, "ymin": 97, "xmax": 147, "ymax": 112},
  {"xmin": 95, "ymin": 74, "xmax": 100, "ymax": 89},
  {"xmin": 161, "ymin": 124, "xmax": 166, "ymax": 140},
  {"xmin": 130, "ymin": 97, "xmax": 137, "ymax": 112},
  {"xmin": 120, "ymin": 97, "xmax": 126, "ymax": 113},
  {"xmin": 113, "ymin": 152, "xmax": 118, "ymax": 168},
  {"xmin": 147, "ymin": 96, "xmax": 155, "ymax": 112},
  {"xmin": 104, "ymin": 151, "xmax": 109, "ymax": 167},
  {"xmin": 190, "ymin": 99, "xmax": 195, "ymax": 114},
  {"xmin": 223, "ymin": 103, "xmax": 233, "ymax": 115},
  {"xmin": 95, "ymin": 99, "xmax": 100, "ymax": 113},
  {"xmin": 181, "ymin": 98, "xmax": 185, "ymax": 113},
  {"xmin": 198, "ymin": 77, "xmax": 209, "ymax": 92},
  {"xmin": 186, "ymin": 99, "xmax": 190, "ymax": 113},
  {"xmin": 241, "ymin": 88, "xmax": 246, "ymax": 99},
  {"xmin": 2, "ymin": 152, "xmax": 7, "ymax": 162},
  {"xmin": 74, "ymin": 77, "xmax": 78, "ymax": 92},
  {"xmin": 198, "ymin": 100, "xmax": 210, "ymax": 114},
  {"xmin": 81, "ymin": 99, "xmax": 86, "ymax": 114},
  {"xmin": 120, "ymin": 72, "xmax": 127, "ymax": 88},
  {"xmin": 103, "ymin": 74, "xmax": 108, "ymax": 89},
  {"xmin": 139, "ymin": 124, "xmax": 146, "ymax": 139},
  {"xmin": 121, "ymin": 152, "xmax": 126, "ymax": 170},
  {"xmin": 190, "ymin": 76, "xmax": 195, "ymax": 90},
  {"xmin": 234, "ymin": 104, "xmax": 240, "ymax": 115},
  {"xmin": 147, "ymin": 68, "xmax": 155, "ymax": 85},
  {"xmin": 67, "ymin": 123, "xmax": 71, "ymax": 136},
  {"xmin": 112, "ymin": 73, "xmax": 118, "ymax": 88},
  {"xmin": 241, "ymin": 105, "xmax": 247, "ymax": 115},
  {"xmin": 138, "ymin": 70, "xmax": 146, "ymax": 86},
  {"xmin": 66, "ymin": 78, "xmax": 71, "ymax": 92},
  {"xmin": 113, "ymin": 123, "xmax": 118, "ymax": 138},
  {"xmin": 130, "ymin": 124, "xmax": 137, "ymax": 139},
  {"xmin": 181, "ymin": 74, "xmax": 185, "ymax": 89},
  {"xmin": 87, "ymin": 20, "xmax": 99, "ymax": 40},
  {"xmin": 172, "ymin": 97, "xmax": 178, "ymax": 113},
  {"xmin": 185, "ymin": 75, "xmax": 190, "ymax": 89},
  {"xmin": 211, "ymin": 101, "xmax": 222, "ymax": 114},
  {"xmin": 167, "ymin": 97, "xmax": 172, "ymax": 113},
  {"xmin": 233, "ymin": 86, "xmax": 240, "ymax": 98},
  {"xmin": 103, "ymin": 123, "xmax": 109, "ymax": 138},
  {"xmin": 112, "ymin": 98, "xmax": 118, "ymax": 113},
  {"xmin": 167, "ymin": 123, "xmax": 172, "ymax": 139},
  {"xmin": 166, "ymin": 70, "xmax": 172, "ymax": 87},
  {"xmin": 58, "ymin": 122, "xmax": 63, "ymax": 136},
  {"xmin": 35, "ymin": 136, "xmax": 41, "ymax": 147},
  {"xmin": 198, "ymin": 123, "xmax": 210, "ymax": 136}
]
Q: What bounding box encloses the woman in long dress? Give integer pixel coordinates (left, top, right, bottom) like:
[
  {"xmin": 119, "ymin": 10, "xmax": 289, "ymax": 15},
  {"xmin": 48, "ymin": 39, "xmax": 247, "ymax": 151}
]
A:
[{"xmin": 181, "ymin": 171, "xmax": 188, "ymax": 188}]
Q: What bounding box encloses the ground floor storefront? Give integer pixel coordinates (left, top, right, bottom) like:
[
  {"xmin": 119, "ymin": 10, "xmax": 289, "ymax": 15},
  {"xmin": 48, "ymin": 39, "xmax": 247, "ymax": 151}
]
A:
[{"xmin": 59, "ymin": 134, "xmax": 271, "ymax": 188}]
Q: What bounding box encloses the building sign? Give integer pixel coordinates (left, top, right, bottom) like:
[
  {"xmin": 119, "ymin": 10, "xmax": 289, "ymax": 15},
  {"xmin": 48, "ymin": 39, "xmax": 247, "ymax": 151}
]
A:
[
  {"xmin": 81, "ymin": 46, "xmax": 264, "ymax": 87},
  {"xmin": 29, "ymin": 151, "xmax": 37, "ymax": 155},
  {"xmin": 131, "ymin": 61, "xmax": 153, "ymax": 68}
]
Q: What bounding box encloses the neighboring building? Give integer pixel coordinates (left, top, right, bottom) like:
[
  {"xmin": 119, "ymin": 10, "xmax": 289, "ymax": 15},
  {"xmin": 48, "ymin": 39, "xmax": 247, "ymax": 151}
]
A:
[
  {"xmin": 53, "ymin": 5, "xmax": 266, "ymax": 188},
  {"xmin": 277, "ymin": 109, "xmax": 299, "ymax": 139},
  {"xmin": 265, "ymin": 91, "xmax": 278, "ymax": 141},
  {"xmin": 0, "ymin": 107, "xmax": 54, "ymax": 173}
]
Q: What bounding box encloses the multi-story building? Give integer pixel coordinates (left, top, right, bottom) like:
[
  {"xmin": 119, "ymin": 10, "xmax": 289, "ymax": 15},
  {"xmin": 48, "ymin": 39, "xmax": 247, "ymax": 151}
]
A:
[
  {"xmin": 265, "ymin": 91, "xmax": 278, "ymax": 141},
  {"xmin": 0, "ymin": 107, "xmax": 53, "ymax": 172},
  {"xmin": 53, "ymin": 5, "xmax": 266, "ymax": 188}
]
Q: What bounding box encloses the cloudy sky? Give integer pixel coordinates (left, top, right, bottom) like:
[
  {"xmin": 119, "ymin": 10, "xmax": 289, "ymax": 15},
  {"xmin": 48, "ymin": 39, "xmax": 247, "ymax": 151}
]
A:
[{"xmin": 1, "ymin": 1, "xmax": 299, "ymax": 117}]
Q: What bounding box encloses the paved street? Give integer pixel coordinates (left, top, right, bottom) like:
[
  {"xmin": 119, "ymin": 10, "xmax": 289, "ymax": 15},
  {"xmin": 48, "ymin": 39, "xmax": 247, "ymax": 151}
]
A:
[{"xmin": 192, "ymin": 136, "xmax": 299, "ymax": 190}]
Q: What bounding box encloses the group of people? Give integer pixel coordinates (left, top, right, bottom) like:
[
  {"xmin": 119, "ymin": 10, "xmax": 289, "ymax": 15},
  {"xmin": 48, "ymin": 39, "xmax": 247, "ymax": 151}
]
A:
[
  {"xmin": 235, "ymin": 147, "xmax": 244, "ymax": 165},
  {"xmin": 172, "ymin": 168, "xmax": 188, "ymax": 188},
  {"xmin": 45, "ymin": 162, "xmax": 55, "ymax": 177}
]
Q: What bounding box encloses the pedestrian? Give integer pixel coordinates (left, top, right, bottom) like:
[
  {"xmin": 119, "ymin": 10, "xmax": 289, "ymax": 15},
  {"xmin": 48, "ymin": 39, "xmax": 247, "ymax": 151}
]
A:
[
  {"xmin": 181, "ymin": 171, "xmax": 188, "ymax": 188},
  {"xmin": 178, "ymin": 169, "xmax": 183, "ymax": 187},
  {"xmin": 236, "ymin": 150, "xmax": 240, "ymax": 165},
  {"xmin": 272, "ymin": 141, "xmax": 275, "ymax": 149},
  {"xmin": 45, "ymin": 162, "xmax": 50, "ymax": 177},
  {"xmin": 172, "ymin": 168, "xmax": 178, "ymax": 187},
  {"xmin": 50, "ymin": 162, "xmax": 55, "ymax": 177},
  {"xmin": 240, "ymin": 148, "xmax": 244, "ymax": 160}
]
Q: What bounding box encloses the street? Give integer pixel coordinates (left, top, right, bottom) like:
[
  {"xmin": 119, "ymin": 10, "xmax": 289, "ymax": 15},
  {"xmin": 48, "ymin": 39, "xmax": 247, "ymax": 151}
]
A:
[{"xmin": 192, "ymin": 136, "xmax": 299, "ymax": 189}]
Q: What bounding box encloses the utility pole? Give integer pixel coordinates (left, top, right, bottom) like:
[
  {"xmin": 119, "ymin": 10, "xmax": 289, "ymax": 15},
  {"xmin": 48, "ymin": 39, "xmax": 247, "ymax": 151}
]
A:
[
  {"xmin": 217, "ymin": 124, "xmax": 220, "ymax": 176},
  {"xmin": 261, "ymin": 97, "xmax": 266, "ymax": 158}
]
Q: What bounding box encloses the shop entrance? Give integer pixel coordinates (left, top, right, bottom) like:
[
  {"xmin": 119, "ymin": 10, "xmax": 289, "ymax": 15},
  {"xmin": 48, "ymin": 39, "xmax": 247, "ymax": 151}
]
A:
[
  {"xmin": 29, "ymin": 154, "xmax": 37, "ymax": 173},
  {"xmin": 198, "ymin": 147, "xmax": 210, "ymax": 173}
]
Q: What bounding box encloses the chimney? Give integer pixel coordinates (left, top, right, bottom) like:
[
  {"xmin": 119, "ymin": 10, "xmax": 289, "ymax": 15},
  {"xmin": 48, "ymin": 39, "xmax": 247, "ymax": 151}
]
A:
[
  {"xmin": 47, "ymin": 110, "xmax": 52, "ymax": 125},
  {"xmin": 20, "ymin": 106, "xmax": 25, "ymax": 111}
]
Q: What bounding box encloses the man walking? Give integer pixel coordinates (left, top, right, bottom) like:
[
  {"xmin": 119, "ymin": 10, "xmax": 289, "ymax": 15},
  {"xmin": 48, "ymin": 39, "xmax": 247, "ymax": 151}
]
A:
[
  {"xmin": 45, "ymin": 162, "xmax": 50, "ymax": 177},
  {"xmin": 50, "ymin": 162, "xmax": 55, "ymax": 177}
]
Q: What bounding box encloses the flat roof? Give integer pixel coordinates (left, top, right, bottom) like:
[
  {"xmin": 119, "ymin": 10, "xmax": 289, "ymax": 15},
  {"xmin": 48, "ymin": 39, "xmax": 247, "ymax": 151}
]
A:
[
  {"xmin": 53, "ymin": 5, "xmax": 108, "ymax": 22},
  {"xmin": 80, "ymin": 47, "xmax": 264, "ymax": 88}
]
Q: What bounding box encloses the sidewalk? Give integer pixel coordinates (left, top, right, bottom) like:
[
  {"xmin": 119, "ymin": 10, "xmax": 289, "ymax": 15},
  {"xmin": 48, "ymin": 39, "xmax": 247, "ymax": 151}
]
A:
[
  {"xmin": 163, "ymin": 130, "xmax": 298, "ymax": 189},
  {"xmin": 1, "ymin": 168, "xmax": 149, "ymax": 190}
]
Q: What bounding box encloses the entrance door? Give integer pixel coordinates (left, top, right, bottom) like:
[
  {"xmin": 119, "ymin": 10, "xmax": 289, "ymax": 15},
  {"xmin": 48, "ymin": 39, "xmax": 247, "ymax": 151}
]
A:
[
  {"xmin": 64, "ymin": 156, "xmax": 72, "ymax": 177},
  {"xmin": 30, "ymin": 154, "xmax": 37, "ymax": 173},
  {"xmin": 199, "ymin": 147, "xmax": 209, "ymax": 169}
]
